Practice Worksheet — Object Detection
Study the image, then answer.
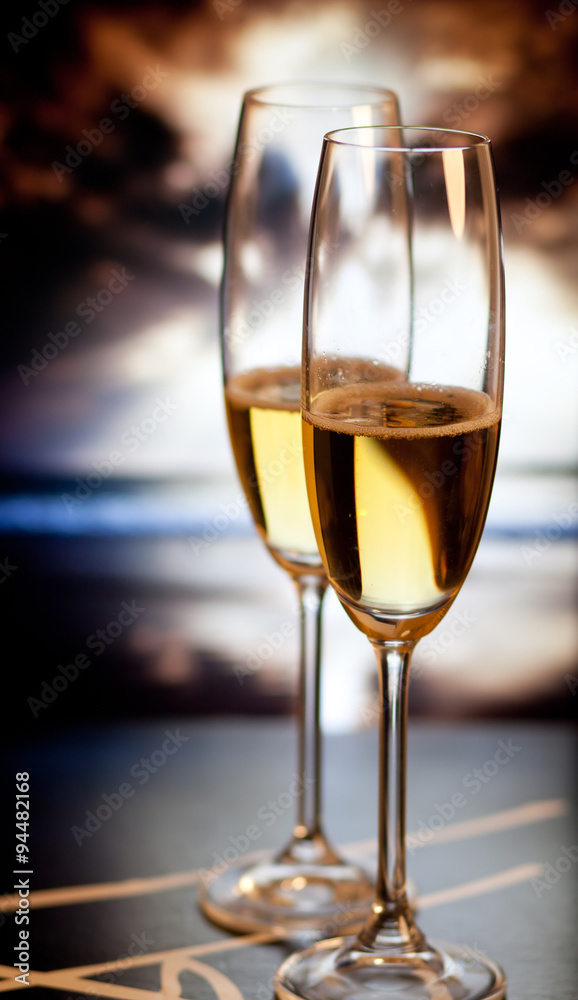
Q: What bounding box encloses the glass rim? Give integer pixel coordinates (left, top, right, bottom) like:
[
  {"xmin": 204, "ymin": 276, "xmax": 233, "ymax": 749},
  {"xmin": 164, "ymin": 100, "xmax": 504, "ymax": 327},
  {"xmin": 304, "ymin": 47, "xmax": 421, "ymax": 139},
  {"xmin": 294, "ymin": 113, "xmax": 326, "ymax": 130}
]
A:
[
  {"xmin": 242, "ymin": 81, "xmax": 399, "ymax": 110},
  {"xmin": 323, "ymin": 125, "xmax": 492, "ymax": 152}
]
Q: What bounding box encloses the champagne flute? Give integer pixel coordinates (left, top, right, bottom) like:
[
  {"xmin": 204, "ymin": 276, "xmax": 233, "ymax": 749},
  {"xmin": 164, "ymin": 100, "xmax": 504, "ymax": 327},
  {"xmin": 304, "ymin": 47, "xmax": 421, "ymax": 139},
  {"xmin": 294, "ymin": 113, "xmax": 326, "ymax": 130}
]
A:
[
  {"xmin": 275, "ymin": 126, "xmax": 506, "ymax": 998},
  {"xmin": 199, "ymin": 85, "xmax": 401, "ymax": 937}
]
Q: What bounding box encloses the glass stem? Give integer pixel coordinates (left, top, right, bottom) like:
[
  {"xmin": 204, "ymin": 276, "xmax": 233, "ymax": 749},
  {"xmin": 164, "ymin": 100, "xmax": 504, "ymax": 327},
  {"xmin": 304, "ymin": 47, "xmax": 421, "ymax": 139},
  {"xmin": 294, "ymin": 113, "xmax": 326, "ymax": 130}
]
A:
[
  {"xmin": 279, "ymin": 573, "xmax": 335, "ymax": 864},
  {"xmin": 357, "ymin": 640, "xmax": 426, "ymax": 953}
]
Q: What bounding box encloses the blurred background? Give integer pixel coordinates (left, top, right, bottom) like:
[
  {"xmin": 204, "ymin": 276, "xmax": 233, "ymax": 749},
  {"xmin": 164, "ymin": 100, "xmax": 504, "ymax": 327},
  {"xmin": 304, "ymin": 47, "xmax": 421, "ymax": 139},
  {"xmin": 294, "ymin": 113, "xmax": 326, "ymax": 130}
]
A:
[{"xmin": 1, "ymin": 0, "xmax": 576, "ymax": 735}]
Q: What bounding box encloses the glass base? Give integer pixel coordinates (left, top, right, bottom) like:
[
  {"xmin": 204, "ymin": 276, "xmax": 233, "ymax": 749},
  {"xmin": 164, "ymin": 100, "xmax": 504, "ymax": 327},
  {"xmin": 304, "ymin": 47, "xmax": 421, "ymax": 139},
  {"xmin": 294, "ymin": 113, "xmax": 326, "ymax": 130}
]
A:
[
  {"xmin": 198, "ymin": 853, "xmax": 377, "ymax": 938},
  {"xmin": 274, "ymin": 935, "xmax": 506, "ymax": 1000}
]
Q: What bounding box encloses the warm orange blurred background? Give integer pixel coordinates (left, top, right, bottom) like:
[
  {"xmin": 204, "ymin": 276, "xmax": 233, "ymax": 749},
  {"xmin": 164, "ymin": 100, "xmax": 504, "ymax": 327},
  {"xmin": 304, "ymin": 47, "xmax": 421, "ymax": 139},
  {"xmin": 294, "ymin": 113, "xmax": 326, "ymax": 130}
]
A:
[{"xmin": 1, "ymin": 0, "xmax": 577, "ymax": 732}]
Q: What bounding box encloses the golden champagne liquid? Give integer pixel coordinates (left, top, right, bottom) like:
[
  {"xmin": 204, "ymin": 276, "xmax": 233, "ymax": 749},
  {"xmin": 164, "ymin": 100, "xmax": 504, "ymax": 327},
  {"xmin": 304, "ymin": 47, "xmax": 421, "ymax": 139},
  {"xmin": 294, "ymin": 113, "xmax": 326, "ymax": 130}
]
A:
[
  {"xmin": 303, "ymin": 378, "xmax": 501, "ymax": 642},
  {"xmin": 225, "ymin": 367, "xmax": 322, "ymax": 575}
]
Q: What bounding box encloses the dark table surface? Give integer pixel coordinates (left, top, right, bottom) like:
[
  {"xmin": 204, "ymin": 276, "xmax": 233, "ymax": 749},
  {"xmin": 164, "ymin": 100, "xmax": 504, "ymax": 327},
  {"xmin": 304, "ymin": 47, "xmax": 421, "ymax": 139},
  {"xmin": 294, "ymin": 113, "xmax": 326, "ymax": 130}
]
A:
[{"xmin": 0, "ymin": 719, "xmax": 576, "ymax": 1000}]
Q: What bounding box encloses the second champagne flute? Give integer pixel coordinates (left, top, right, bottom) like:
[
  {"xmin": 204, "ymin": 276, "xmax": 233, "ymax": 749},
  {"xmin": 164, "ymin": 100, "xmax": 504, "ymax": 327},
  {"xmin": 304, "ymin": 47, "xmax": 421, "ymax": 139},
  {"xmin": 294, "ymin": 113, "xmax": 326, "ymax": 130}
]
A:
[{"xmin": 199, "ymin": 84, "xmax": 401, "ymax": 937}]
